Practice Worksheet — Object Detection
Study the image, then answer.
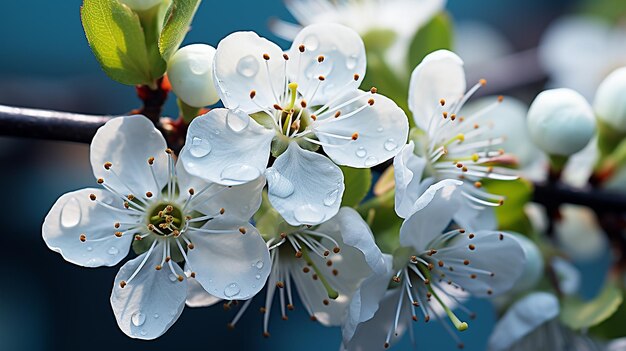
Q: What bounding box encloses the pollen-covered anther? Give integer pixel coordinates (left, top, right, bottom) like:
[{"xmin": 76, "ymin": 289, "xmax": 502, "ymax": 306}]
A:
[
  {"xmin": 115, "ymin": 231, "xmax": 123, "ymax": 238},
  {"xmin": 438, "ymin": 260, "xmax": 444, "ymax": 267},
  {"xmin": 424, "ymin": 279, "xmax": 430, "ymax": 285},
  {"xmin": 323, "ymin": 250, "xmax": 330, "ymax": 257},
  {"xmin": 114, "ymin": 222, "xmax": 120, "ymax": 228},
  {"xmin": 238, "ymin": 227, "xmax": 247, "ymax": 234},
  {"xmin": 334, "ymin": 111, "xmax": 341, "ymax": 118},
  {"xmin": 187, "ymin": 243, "xmax": 195, "ymax": 250},
  {"xmin": 479, "ymin": 79, "xmax": 487, "ymax": 86},
  {"xmin": 97, "ymin": 178, "xmax": 104, "ymax": 184},
  {"xmin": 428, "ymin": 249, "xmax": 438, "ymax": 256},
  {"xmin": 351, "ymin": 132, "xmax": 359, "ymax": 140},
  {"xmin": 410, "ymin": 255, "xmax": 418, "ymax": 263},
  {"xmin": 165, "ymin": 205, "xmax": 173, "ymax": 213},
  {"xmin": 173, "ymin": 230, "xmax": 181, "ymax": 237},
  {"xmin": 145, "ymin": 191, "xmax": 153, "ymax": 198},
  {"xmin": 468, "ymin": 244, "xmax": 476, "ymax": 250},
  {"xmin": 300, "ymin": 100, "xmax": 307, "ymax": 108},
  {"xmin": 165, "ymin": 256, "xmax": 171, "ymax": 262},
  {"xmin": 249, "ymin": 90, "xmax": 256, "ymax": 99},
  {"xmin": 427, "ymin": 263, "xmax": 434, "ymax": 270},
  {"xmin": 89, "ymin": 193, "xmax": 96, "ymax": 201},
  {"xmin": 120, "ymin": 280, "xmax": 127, "ymax": 288},
  {"xmin": 317, "ymin": 55, "xmax": 325, "ymax": 62},
  {"xmin": 470, "ymin": 274, "xmax": 477, "ymax": 279},
  {"xmin": 262, "ymin": 53, "xmax": 270, "ymax": 60},
  {"xmin": 291, "ymin": 120, "xmax": 301, "ymax": 130},
  {"xmin": 79, "ymin": 234, "xmax": 87, "ymax": 242},
  {"xmin": 353, "ymin": 73, "xmax": 360, "ymax": 81},
  {"xmin": 474, "ymin": 181, "xmax": 482, "ymax": 188},
  {"xmin": 298, "ymin": 44, "xmax": 305, "ymax": 52},
  {"xmin": 103, "ymin": 162, "xmax": 112, "ymax": 170},
  {"xmin": 282, "ymin": 53, "xmax": 289, "ymax": 60},
  {"xmin": 370, "ymin": 87, "xmax": 378, "ymax": 94},
  {"xmin": 333, "ymin": 247, "xmax": 340, "ymax": 253},
  {"xmin": 368, "ymin": 98, "xmax": 375, "ymax": 106},
  {"xmin": 302, "ymin": 267, "xmax": 310, "ymax": 273},
  {"xmin": 440, "ymin": 98, "xmax": 446, "ymax": 106},
  {"xmin": 462, "ymin": 166, "xmax": 468, "ymax": 172},
  {"xmin": 273, "ymin": 104, "xmax": 283, "ymax": 110},
  {"xmin": 450, "ymin": 114, "xmax": 457, "ymax": 121},
  {"xmin": 219, "ymin": 208, "xmax": 225, "ymax": 215},
  {"xmin": 332, "ymin": 269, "xmax": 338, "ymax": 276},
  {"xmin": 147, "ymin": 157, "xmax": 155, "ymax": 165},
  {"xmin": 126, "ymin": 194, "xmax": 135, "ymax": 201},
  {"xmin": 392, "ymin": 276, "xmax": 401, "ymax": 283},
  {"xmin": 323, "ymin": 299, "xmax": 330, "ymax": 306},
  {"xmin": 124, "ymin": 202, "xmax": 130, "ymax": 209},
  {"xmin": 318, "ymin": 75, "xmax": 326, "ymax": 81},
  {"xmin": 310, "ymin": 114, "xmax": 317, "ymax": 121},
  {"xmin": 155, "ymin": 264, "xmax": 162, "ymax": 270},
  {"xmin": 295, "ymin": 250, "xmax": 303, "ymax": 258},
  {"xmin": 165, "ymin": 148, "xmax": 173, "ymax": 155},
  {"xmin": 177, "ymin": 275, "xmax": 184, "ymax": 282},
  {"xmin": 276, "ymin": 281, "xmax": 285, "ymax": 288},
  {"xmin": 498, "ymin": 95, "xmax": 504, "ymax": 102},
  {"xmin": 469, "ymin": 233, "xmax": 475, "ymax": 239},
  {"xmin": 443, "ymin": 112, "xmax": 448, "ymax": 119}
]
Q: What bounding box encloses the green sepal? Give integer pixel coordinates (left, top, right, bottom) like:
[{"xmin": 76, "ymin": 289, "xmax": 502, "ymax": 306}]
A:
[
  {"xmin": 159, "ymin": 0, "xmax": 201, "ymax": 61},
  {"xmin": 561, "ymin": 282, "xmax": 623, "ymax": 330}
]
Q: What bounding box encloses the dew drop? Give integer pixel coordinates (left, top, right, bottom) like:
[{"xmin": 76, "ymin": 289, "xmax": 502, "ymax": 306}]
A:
[
  {"xmin": 224, "ymin": 283, "xmax": 241, "ymax": 297},
  {"xmin": 236, "ymin": 55, "xmax": 259, "ymax": 77},
  {"xmin": 169, "ymin": 274, "xmax": 177, "ymax": 282},
  {"xmin": 86, "ymin": 246, "xmax": 93, "ymax": 252},
  {"xmin": 364, "ymin": 156, "xmax": 379, "ymax": 167},
  {"xmin": 255, "ymin": 260, "xmax": 264, "ymax": 269},
  {"xmin": 131, "ymin": 312, "xmax": 146, "ymax": 327},
  {"xmin": 140, "ymin": 329, "xmax": 147, "ymax": 336},
  {"xmin": 377, "ymin": 126, "xmax": 384, "ymax": 133},
  {"xmin": 294, "ymin": 204, "xmax": 325, "ymax": 224},
  {"xmin": 384, "ymin": 138, "xmax": 397, "ymax": 151},
  {"xmin": 107, "ymin": 246, "xmax": 119, "ymax": 255},
  {"xmin": 255, "ymin": 274, "xmax": 261, "ymax": 280},
  {"xmin": 265, "ymin": 168, "xmax": 294, "ymax": 198},
  {"xmin": 60, "ymin": 197, "xmax": 81, "ymax": 228},
  {"xmin": 305, "ymin": 60, "xmax": 333, "ymax": 79},
  {"xmin": 220, "ymin": 164, "xmax": 262, "ymax": 183},
  {"xmin": 189, "ymin": 136, "xmax": 212, "ymax": 158},
  {"xmin": 355, "ymin": 147, "xmax": 367, "ymax": 158},
  {"xmin": 226, "ymin": 109, "xmax": 250, "ymax": 133},
  {"xmin": 153, "ymin": 313, "xmax": 159, "ymax": 319},
  {"xmin": 323, "ymin": 187, "xmax": 340, "ymax": 207},
  {"xmin": 303, "ymin": 34, "xmax": 319, "ymax": 51},
  {"xmin": 346, "ymin": 54, "xmax": 359, "ymax": 70}
]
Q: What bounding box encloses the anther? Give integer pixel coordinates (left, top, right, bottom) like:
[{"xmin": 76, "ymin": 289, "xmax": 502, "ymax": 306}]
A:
[
  {"xmin": 384, "ymin": 342, "xmax": 390, "ymax": 349},
  {"xmin": 469, "ymin": 233, "xmax": 475, "ymax": 239},
  {"xmin": 283, "ymin": 53, "xmax": 289, "ymax": 60},
  {"xmin": 312, "ymin": 274, "xmax": 318, "ymax": 280},
  {"xmin": 479, "ymin": 79, "xmax": 487, "ymax": 86},
  {"xmin": 450, "ymin": 114, "xmax": 457, "ymax": 121},
  {"xmin": 440, "ymin": 98, "xmax": 446, "ymax": 106},
  {"xmin": 219, "ymin": 208, "xmax": 225, "ymax": 215},
  {"xmin": 155, "ymin": 265, "xmax": 162, "ymax": 270},
  {"xmin": 165, "ymin": 256, "xmax": 171, "ymax": 262},
  {"xmin": 104, "ymin": 162, "xmax": 112, "ymax": 170},
  {"xmin": 97, "ymin": 178, "xmax": 104, "ymax": 184},
  {"xmin": 300, "ymin": 100, "xmax": 307, "ymax": 108},
  {"xmin": 298, "ymin": 44, "xmax": 305, "ymax": 52},
  {"xmin": 115, "ymin": 231, "xmax": 123, "ymax": 237},
  {"xmin": 273, "ymin": 104, "xmax": 283, "ymax": 110},
  {"xmin": 148, "ymin": 157, "xmax": 154, "ymax": 165},
  {"xmin": 499, "ymin": 234, "xmax": 504, "ymax": 240},
  {"xmin": 134, "ymin": 235, "xmax": 142, "ymax": 241},
  {"xmin": 120, "ymin": 281, "xmax": 127, "ymax": 288},
  {"xmin": 165, "ymin": 148, "xmax": 173, "ymax": 155},
  {"xmin": 318, "ymin": 75, "xmax": 326, "ymax": 81},
  {"xmin": 474, "ymin": 182, "xmax": 482, "ymax": 188},
  {"xmin": 317, "ymin": 55, "xmax": 325, "ymax": 62},
  {"xmin": 353, "ymin": 74, "xmax": 360, "ymax": 81},
  {"xmin": 238, "ymin": 227, "xmax": 247, "ymax": 234},
  {"xmin": 188, "ymin": 188, "xmax": 195, "ymax": 196},
  {"xmin": 438, "ymin": 260, "xmax": 444, "ymax": 267},
  {"xmin": 146, "ymin": 191, "xmax": 153, "ymax": 197},
  {"xmin": 487, "ymin": 289, "xmax": 493, "ymax": 295},
  {"xmin": 276, "ymin": 281, "xmax": 285, "ymax": 288},
  {"xmin": 332, "ymin": 269, "xmax": 338, "ymax": 276},
  {"xmin": 370, "ymin": 87, "xmax": 378, "ymax": 94},
  {"xmin": 302, "ymin": 267, "xmax": 310, "ymax": 273},
  {"xmin": 333, "ymin": 247, "xmax": 340, "ymax": 253},
  {"xmin": 334, "ymin": 111, "xmax": 341, "ymax": 118},
  {"xmin": 190, "ymin": 272, "xmax": 196, "ymax": 278},
  {"xmin": 310, "ymin": 114, "xmax": 317, "ymax": 121},
  {"xmin": 124, "ymin": 202, "xmax": 130, "ymax": 209},
  {"xmin": 468, "ymin": 244, "xmax": 476, "ymax": 250},
  {"xmin": 89, "ymin": 194, "xmax": 96, "ymax": 201},
  {"xmin": 368, "ymin": 98, "xmax": 375, "ymax": 106},
  {"xmin": 443, "ymin": 112, "xmax": 448, "ymax": 119},
  {"xmin": 323, "ymin": 299, "xmax": 329, "ymax": 306},
  {"xmin": 187, "ymin": 243, "xmax": 195, "ymax": 249},
  {"xmin": 326, "ymin": 260, "xmax": 333, "ymax": 267},
  {"xmin": 79, "ymin": 234, "xmax": 86, "ymax": 242},
  {"xmin": 114, "ymin": 222, "xmax": 120, "ymax": 228},
  {"xmin": 351, "ymin": 132, "xmax": 359, "ymax": 140},
  {"xmin": 498, "ymin": 95, "xmax": 504, "ymax": 102},
  {"xmin": 287, "ymin": 304, "xmax": 294, "ymax": 310},
  {"xmin": 392, "ymin": 276, "xmax": 401, "ymax": 283},
  {"xmin": 310, "ymin": 316, "xmax": 317, "ymax": 321},
  {"xmin": 263, "ymin": 53, "xmax": 270, "ymax": 60},
  {"xmin": 323, "ymin": 250, "xmax": 330, "ymax": 257},
  {"xmin": 263, "ymin": 332, "xmax": 271, "ymax": 338},
  {"xmin": 177, "ymin": 275, "xmax": 184, "ymax": 282},
  {"xmin": 470, "ymin": 274, "xmax": 477, "ymax": 279}
]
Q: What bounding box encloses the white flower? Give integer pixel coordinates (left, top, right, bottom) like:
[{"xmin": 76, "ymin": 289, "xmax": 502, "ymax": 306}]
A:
[
  {"xmin": 397, "ymin": 50, "xmax": 517, "ymax": 230},
  {"xmin": 223, "ymin": 207, "xmax": 386, "ymax": 338},
  {"xmin": 594, "ymin": 66, "xmax": 626, "ymax": 132},
  {"xmin": 539, "ymin": 16, "xmax": 626, "ymax": 99},
  {"xmin": 119, "ymin": 0, "xmax": 163, "ymax": 11},
  {"xmin": 270, "ymin": 0, "xmax": 446, "ymax": 72},
  {"xmin": 508, "ymin": 233, "xmax": 544, "ymax": 293},
  {"xmin": 527, "ymin": 88, "xmax": 596, "ymax": 157},
  {"xmin": 180, "ymin": 24, "xmax": 408, "ymax": 226},
  {"xmin": 344, "ymin": 180, "xmax": 526, "ymax": 349},
  {"xmin": 167, "ymin": 44, "xmax": 220, "ymax": 108},
  {"xmin": 42, "ymin": 116, "xmax": 271, "ymax": 339}
]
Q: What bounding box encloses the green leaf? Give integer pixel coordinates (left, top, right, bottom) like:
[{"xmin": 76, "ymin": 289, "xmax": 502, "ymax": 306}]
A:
[
  {"xmin": 407, "ymin": 12, "xmax": 453, "ymax": 72},
  {"xmin": 360, "ymin": 50, "xmax": 409, "ymax": 116},
  {"xmin": 561, "ymin": 283, "xmax": 623, "ymax": 330},
  {"xmin": 340, "ymin": 166, "xmax": 372, "ymax": 207},
  {"xmin": 81, "ymin": 0, "xmax": 153, "ymax": 85},
  {"xmin": 590, "ymin": 288, "xmax": 626, "ymax": 339},
  {"xmin": 159, "ymin": 0, "xmax": 201, "ymax": 61},
  {"xmin": 484, "ymin": 178, "xmax": 533, "ymax": 233}
]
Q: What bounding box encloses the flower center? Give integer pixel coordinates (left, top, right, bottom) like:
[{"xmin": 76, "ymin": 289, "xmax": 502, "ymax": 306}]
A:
[{"xmin": 147, "ymin": 202, "xmax": 185, "ymax": 236}]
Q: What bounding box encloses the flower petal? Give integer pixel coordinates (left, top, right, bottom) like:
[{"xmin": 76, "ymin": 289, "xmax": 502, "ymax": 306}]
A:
[
  {"xmin": 110, "ymin": 246, "xmax": 187, "ymax": 340},
  {"xmin": 342, "ymin": 254, "xmax": 394, "ymax": 345},
  {"xmin": 288, "ymin": 23, "xmax": 366, "ymax": 106},
  {"xmin": 42, "ymin": 188, "xmax": 135, "ymax": 267},
  {"xmin": 399, "ymin": 179, "xmax": 463, "ymax": 252},
  {"xmin": 266, "ymin": 143, "xmax": 344, "ymax": 226},
  {"xmin": 180, "ymin": 108, "xmax": 274, "ymax": 186},
  {"xmin": 314, "ymin": 91, "xmax": 409, "ymax": 168},
  {"xmin": 487, "ymin": 292, "xmax": 559, "ymax": 351},
  {"xmin": 439, "ymin": 231, "xmax": 525, "ymax": 297},
  {"xmin": 185, "ymin": 276, "xmax": 222, "ymax": 308},
  {"xmin": 213, "ymin": 31, "xmax": 285, "ymax": 113},
  {"xmin": 91, "ymin": 115, "xmax": 168, "ymax": 198},
  {"xmin": 393, "ymin": 141, "xmax": 428, "ymax": 218},
  {"xmin": 454, "ymin": 195, "xmax": 497, "ymax": 231},
  {"xmin": 176, "ymin": 158, "xmax": 265, "ymax": 222},
  {"xmin": 186, "ymin": 224, "xmax": 270, "ymax": 300},
  {"xmin": 408, "ymin": 50, "xmax": 466, "ymax": 131}
]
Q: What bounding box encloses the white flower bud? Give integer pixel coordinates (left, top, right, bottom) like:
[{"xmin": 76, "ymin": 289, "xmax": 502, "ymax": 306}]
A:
[
  {"xmin": 594, "ymin": 67, "xmax": 626, "ymax": 132},
  {"xmin": 527, "ymin": 88, "xmax": 596, "ymax": 156},
  {"xmin": 167, "ymin": 44, "xmax": 220, "ymax": 108},
  {"xmin": 118, "ymin": 0, "xmax": 163, "ymax": 11}
]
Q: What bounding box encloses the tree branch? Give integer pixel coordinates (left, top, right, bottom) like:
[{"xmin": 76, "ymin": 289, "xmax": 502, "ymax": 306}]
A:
[
  {"xmin": 532, "ymin": 182, "xmax": 626, "ymax": 214},
  {"xmin": 0, "ymin": 104, "xmax": 115, "ymax": 143}
]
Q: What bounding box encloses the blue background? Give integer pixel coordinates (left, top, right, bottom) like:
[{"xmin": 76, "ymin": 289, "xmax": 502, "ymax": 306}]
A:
[{"xmin": 0, "ymin": 0, "xmax": 594, "ymax": 350}]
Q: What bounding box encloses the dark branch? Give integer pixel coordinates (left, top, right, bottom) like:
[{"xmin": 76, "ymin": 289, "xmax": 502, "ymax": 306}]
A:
[
  {"xmin": 532, "ymin": 182, "xmax": 626, "ymax": 214},
  {"xmin": 0, "ymin": 104, "xmax": 115, "ymax": 143}
]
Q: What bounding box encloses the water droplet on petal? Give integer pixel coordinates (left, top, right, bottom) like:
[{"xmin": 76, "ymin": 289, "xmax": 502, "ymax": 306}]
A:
[
  {"xmin": 255, "ymin": 260, "xmax": 264, "ymax": 269},
  {"xmin": 60, "ymin": 197, "xmax": 81, "ymax": 228},
  {"xmin": 346, "ymin": 54, "xmax": 359, "ymax": 70},
  {"xmin": 226, "ymin": 109, "xmax": 250, "ymax": 133},
  {"xmin": 355, "ymin": 147, "xmax": 367, "ymax": 158},
  {"xmin": 107, "ymin": 247, "xmax": 119, "ymax": 255},
  {"xmin": 140, "ymin": 329, "xmax": 147, "ymax": 336},
  {"xmin": 224, "ymin": 283, "xmax": 241, "ymax": 297},
  {"xmin": 255, "ymin": 274, "xmax": 261, "ymax": 280},
  {"xmin": 294, "ymin": 204, "xmax": 325, "ymax": 224},
  {"xmin": 265, "ymin": 168, "xmax": 294, "ymax": 198},
  {"xmin": 377, "ymin": 126, "xmax": 384, "ymax": 133},
  {"xmin": 153, "ymin": 313, "xmax": 159, "ymax": 319},
  {"xmin": 303, "ymin": 35, "xmax": 319, "ymax": 51},
  {"xmin": 131, "ymin": 312, "xmax": 146, "ymax": 327},
  {"xmin": 189, "ymin": 136, "xmax": 212, "ymax": 158},
  {"xmin": 169, "ymin": 274, "xmax": 178, "ymax": 282},
  {"xmin": 365, "ymin": 156, "xmax": 379, "ymax": 167},
  {"xmin": 236, "ymin": 55, "xmax": 259, "ymax": 77},
  {"xmin": 220, "ymin": 164, "xmax": 262, "ymax": 183},
  {"xmin": 323, "ymin": 187, "xmax": 340, "ymax": 207},
  {"xmin": 86, "ymin": 246, "xmax": 93, "ymax": 252},
  {"xmin": 384, "ymin": 138, "xmax": 397, "ymax": 151}
]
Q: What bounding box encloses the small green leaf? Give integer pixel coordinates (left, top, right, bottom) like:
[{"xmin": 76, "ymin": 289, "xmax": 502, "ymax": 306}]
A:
[
  {"xmin": 561, "ymin": 283, "xmax": 623, "ymax": 330},
  {"xmin": 590, "ymin": 288, "xmax": 626, "ymax": 339},
  {"xmin": 407, "ymin": 12, "xmax": 453, "ymax": 72},
  {"xmin": 484, "ymin": 178, "xmax": 533, "ymax": 233},
  {"xmin": 159, "ymin": 0, "xmax": 201, "ymax": 61},
  {"xmin": 340, "ymin": 166, "xmax": 372, "ymax": 207},
  {"xmin": 81, "ymin": 0, "xmax": 152, "ymax": 85}
]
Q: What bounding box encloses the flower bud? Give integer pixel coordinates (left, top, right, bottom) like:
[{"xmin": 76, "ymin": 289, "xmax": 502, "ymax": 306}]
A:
[
  {"xmin": 118, "ymin": 0, "xmax": 163, "ymax": 11},
  {"xmin": 167, "ymin": 44, "xmax": 220, "ymax": 108},
  {"xmin": 527, "ymin": 88, "xmax": 596, "ymax": 156},
  {"xmin": 594, "ymin": 67, "xmax": 626, "ymax": 132}
]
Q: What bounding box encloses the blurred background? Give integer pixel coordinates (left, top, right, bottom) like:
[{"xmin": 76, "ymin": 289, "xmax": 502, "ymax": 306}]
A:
[{"xmin": 0, "ymin": 0, "xmax": 617, "ymax": 349}]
